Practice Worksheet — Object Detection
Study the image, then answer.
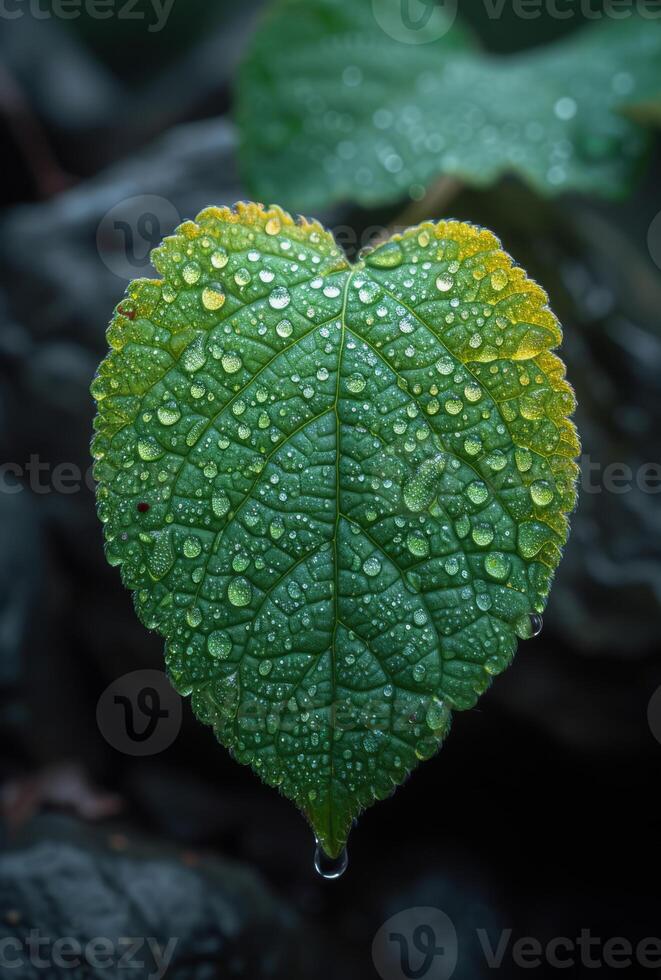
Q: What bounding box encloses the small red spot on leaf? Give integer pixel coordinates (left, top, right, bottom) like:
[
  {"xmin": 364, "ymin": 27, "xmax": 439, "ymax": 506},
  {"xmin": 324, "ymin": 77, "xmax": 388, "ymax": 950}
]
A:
[{"xmin": 137, "ymin": 502, "xmax": 150, "ymax": 513}]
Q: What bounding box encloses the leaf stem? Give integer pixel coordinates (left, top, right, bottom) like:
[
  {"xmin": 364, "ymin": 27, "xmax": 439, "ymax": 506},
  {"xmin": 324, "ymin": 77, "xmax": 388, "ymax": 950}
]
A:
[{"xmin": 388, "ymin": 176, "xmax": 464, "ymax": 237}]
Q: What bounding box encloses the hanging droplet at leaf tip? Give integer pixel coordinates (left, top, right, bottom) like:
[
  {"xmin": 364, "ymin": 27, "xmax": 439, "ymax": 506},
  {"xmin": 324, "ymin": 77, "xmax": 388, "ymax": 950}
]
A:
[
  {"xmin": 529, "ymin": 613, "xmax": 544, "ymax": 637},
  {"xmin": 314, "ymin": 840, "xmax": 349, "ymax": 880}
]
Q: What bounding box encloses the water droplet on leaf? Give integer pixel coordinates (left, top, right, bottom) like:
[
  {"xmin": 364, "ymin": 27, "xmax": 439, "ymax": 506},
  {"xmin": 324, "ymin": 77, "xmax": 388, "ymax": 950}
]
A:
[
  {"xmin": 269, "ymin": 286, "xmax": 291, "ymax": 310},
  {"xmin": 221, "ymin": 352, "xmax": 242, "ymax": 374},
  {"xmin": 228, "ymin": 577, "xmax": 252, "ymax": 607},
  {"xmin": 365, "ymin": 242, "xmax": 403, "ymax": 269},
  {"xmin": 208, "ymin": 631, "xmax": 232, "ymax": 659},
  {"xmin": 212, "ymin": 490, "xmax": 230, "ymax": 518},
  {"xmin": 202, "ymin": 286, "xmax": 226, "ymax": 310},
  {"xmin": 314, "ymin": 843, "xmax": 348, "ymax": 879},
  {"xmin": 362, "ymin": 555, "xmax": 381, "ymax": 577}
]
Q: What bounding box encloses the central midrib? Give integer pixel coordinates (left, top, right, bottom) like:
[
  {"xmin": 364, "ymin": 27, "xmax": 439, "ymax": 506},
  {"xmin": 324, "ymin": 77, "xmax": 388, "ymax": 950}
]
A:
[{"xmin": 324, "ymin": 267, "xmax": 355, "ymax": 848}]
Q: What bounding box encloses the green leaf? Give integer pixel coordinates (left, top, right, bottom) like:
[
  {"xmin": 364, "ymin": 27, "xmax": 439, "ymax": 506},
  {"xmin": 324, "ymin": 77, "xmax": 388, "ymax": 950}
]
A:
[
  {"xmin": 92, "ymin": 203, "xmax": 579, "ymax": 858},
  {"xmin": 237, "ymin": 0, "xmax": 661, "ymax": 209}
]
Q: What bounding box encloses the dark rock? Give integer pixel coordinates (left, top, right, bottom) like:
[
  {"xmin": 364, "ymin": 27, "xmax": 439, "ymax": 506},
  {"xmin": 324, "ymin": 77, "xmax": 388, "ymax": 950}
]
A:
[
  {"xmin": 0, "ymin": 117, "xmax": 240, "ymax": 353},
  {"xmin": 0, "ymin": 483, "xmax": 42, "ymax": 726},
  {"xmin": 0, "ymin": 16, "xmax": 122, "ymax": 134},
  {"xmin": 128, "ymin": 2, "xmax": 264, "ymax": 136},
  {"xmin": 0, "ymin": 815, "xmax": 300, "ymax": 979}
]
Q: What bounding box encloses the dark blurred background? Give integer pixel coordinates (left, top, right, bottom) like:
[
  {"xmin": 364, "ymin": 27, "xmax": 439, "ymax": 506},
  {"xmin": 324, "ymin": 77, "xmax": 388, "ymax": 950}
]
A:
[{"xmin": 1, "ymin": 2, "xmax": 661, "ymax": 977}]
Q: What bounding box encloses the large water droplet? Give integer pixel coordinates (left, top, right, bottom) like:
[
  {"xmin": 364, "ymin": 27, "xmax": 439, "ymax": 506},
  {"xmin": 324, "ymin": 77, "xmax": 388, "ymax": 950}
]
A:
[
  {"xmin": 471, "ymin": 522, "xmax": 494, "ymax": 547},
  {"xmin": 358, "ymin": 280, "xmax": 381, "ymax": 304},
  {"xmin": 269, "ymin": 516, "xmax": 285, "ymax": 540},
  {"xmin": 529, "ymin": 613, "xmax": 543, "ymax": 637},
  {"xmin": 406, "ymin": 530, "xmax": 429, "ymax": 558},
  {"xmin": 425, "ymin": 696, "xmax": 449, "ymax": 732},
  {"xmin": 147, "ymin": 529, "xmax": 174, "ymax": 580},
  {"xmin": 182, "ymin": 335, "xmax": 207, "ymax": 373},
  {"xmin": 276, "ymin": 319, "xmax": 293, "ymax": 338},
  {"xmin": 137, "ymin": 438, "xmax": 164, "ymax": 462},
  {"xmin": 515, "ymin": 612, "xmax": 544, "ymax": 639},
  {"xmin": 314, "ymin": 843, "xmax": 348, "ymax": 880},
  {"xmin": 435, "ymin": 356, "xmax": 454, "ymax": 376},
  {"xmin": 484, "ymin": 552, "xmax": 510, "ymax": 581},
  {"xmin": 212, "ymin": 490, "xmax": 230, "ymax": 518},
  {"xmin": 182, "ymin": 261, "xmax": 201, "ymax": 285},
  {"xmin": 228, "ymin": 576, "xmax": 252, "ymax": 607},
  {"xmin": 265, "ymin": 215, "xmax": 281, "ymax": 236},
  {"xmin": 208, "ymin": 630, "xmax": 232, "ymax": 659},
  {"xmin": 362, "ymin": 555, "xmax": 381, "ymax": 577},
  {"xmin": 211, "ymin": 248, "xmax": 228, "ymax": 269},
  {"xmin": 183, "ymin": 536, "xmax": 201, "ymax": 558},
  {"xmin": 490, "ymin": 268, "xmax": 508, "ymax": 292},
  {"xmin": 202, "ymin": 286, "xmax": 225, "ymax": 311},
  {"xmin": 157, "ymin": 403, "xmax": 181, "ymax": 426},
  {"xmin": 403, "ymin": 455, "xmax": 445, "ymax": 513},
  {"xmin": 530, "ymin": 480, "xmax": 554, "ymax": 506},
  {"xmin": 186, "ymin": 606, "xmax": 202, "ymax": 628},
  {"xmin": 221, "ymin": 352, "xmax": 242, "ymax": 374},
  {"xmin": 466, "ymin": 481, "xmax": 489, "ymax": 506},
  {"xmin": 365, "ymin": 241, "xmax": 403, "ymax": 269},
  {"xmin": 347, "ymin": 372, "xmax": 366, "ymax": 393},
  {"xmin": 515, "ymin": 447, "xmax": 532, "ymax": 472},
  {"xmin": 269, "ymin": 286, "xmax": 291, "ymax": 310}
]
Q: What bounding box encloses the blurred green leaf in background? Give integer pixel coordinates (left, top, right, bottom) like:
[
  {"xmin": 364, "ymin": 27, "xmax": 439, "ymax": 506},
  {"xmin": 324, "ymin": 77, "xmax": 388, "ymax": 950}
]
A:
[{"xmin": 237, "ymin": 0, "xmax": 661, "ymax": 210}]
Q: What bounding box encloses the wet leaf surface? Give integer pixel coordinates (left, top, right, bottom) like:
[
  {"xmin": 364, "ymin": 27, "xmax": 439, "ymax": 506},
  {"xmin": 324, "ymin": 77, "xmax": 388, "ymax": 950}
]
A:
[{"xmin": 92, "ymin": 204, "xmax": 578, "ymax": 855}]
